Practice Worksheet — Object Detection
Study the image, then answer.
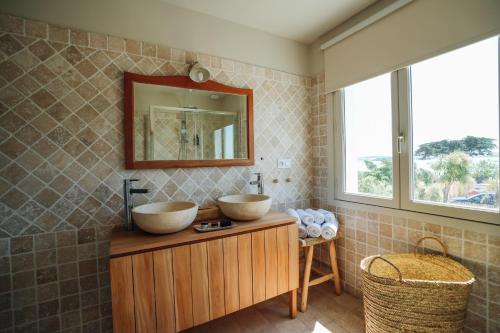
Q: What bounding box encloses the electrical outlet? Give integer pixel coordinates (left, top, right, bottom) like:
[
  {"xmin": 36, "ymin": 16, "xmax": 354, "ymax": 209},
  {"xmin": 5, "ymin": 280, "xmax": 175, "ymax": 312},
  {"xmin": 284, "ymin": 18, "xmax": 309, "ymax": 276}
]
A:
[{"xmin": 277, "ymin": 159, "xmax": 292, "ymax": 169}]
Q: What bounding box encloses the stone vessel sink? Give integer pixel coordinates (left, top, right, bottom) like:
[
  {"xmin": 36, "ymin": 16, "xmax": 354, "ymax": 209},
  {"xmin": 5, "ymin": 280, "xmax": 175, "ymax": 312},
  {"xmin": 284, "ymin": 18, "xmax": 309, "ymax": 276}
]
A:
[
  {"xmin": 218, "ymin": 194, "xmax": 272, "ymax": 221},
  {"xmin": 132, "ymin": 201, "xmax": 198, "ymax": 234}
]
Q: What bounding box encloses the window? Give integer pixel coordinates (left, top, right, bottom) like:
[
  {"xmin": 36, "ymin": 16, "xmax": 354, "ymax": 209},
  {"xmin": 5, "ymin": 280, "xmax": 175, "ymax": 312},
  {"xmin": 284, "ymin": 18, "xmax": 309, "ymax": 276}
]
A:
[
  {"xmin": 334, "ymin": 35, "xmax": 499, "ymax": 223},
  {"xmin": 343, "ymin": 73, "xmax": 393, "ymax": 198},
  {"xmin": 214, "ymin": 128, "xmax": 222, "ymax": 159},
  {"xmin": 223, "ymin": 124, "xmax": 234, "ymax": 159}
]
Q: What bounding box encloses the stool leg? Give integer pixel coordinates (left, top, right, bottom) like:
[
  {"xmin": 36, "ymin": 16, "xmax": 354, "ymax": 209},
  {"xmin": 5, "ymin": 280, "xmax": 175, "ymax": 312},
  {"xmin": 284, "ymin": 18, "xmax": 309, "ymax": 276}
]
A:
[
  {"xmin": 300, "ymin": 245, "xmax": 314, "ymax": 312},
  {"xmin": 289, "ymin": 289, "xmax": 297, "ymax": 319},
  {"xmin": 329, "ymin": 240, "xmax": 341, "ymax": 295}
]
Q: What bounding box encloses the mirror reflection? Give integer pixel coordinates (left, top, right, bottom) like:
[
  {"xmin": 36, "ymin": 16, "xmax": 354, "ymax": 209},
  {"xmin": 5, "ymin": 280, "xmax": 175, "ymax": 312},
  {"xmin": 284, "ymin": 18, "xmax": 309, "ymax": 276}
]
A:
[{"xmin": 133, "ymin": 83, "xmax": 248, "ymax": 161}]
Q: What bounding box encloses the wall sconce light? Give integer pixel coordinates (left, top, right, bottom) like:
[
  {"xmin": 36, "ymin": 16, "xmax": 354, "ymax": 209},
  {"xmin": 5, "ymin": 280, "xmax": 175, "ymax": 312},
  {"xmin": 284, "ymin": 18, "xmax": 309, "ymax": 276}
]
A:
[{"xmin": 188, "ymin": 62, "xmax": 210, "ymax": 83}]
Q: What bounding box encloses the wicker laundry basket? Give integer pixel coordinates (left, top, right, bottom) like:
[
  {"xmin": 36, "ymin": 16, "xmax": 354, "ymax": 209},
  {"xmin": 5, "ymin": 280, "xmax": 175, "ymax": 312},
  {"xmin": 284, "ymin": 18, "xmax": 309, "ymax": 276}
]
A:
[{"xmin": 360, "ymin": 237, "xmax": 475, "ymax": 333}]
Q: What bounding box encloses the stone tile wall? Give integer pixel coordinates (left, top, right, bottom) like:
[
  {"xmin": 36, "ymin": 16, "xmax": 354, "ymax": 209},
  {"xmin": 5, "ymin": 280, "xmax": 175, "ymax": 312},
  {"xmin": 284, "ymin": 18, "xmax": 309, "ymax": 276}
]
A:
[
  {"xmin": 0, "ymin": 13, "xmax": 314, "ymax": 332},
  {"xmin": 310, "ymin": 74, "xmax": 500, "ymax": 333}
]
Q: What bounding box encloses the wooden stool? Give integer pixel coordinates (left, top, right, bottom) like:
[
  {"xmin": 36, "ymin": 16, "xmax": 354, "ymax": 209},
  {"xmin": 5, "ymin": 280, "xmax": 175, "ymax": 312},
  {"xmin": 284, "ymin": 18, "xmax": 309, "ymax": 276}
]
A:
[{"xmin": 299, "ymin": 236, "xmax": 341, "ymax": 312}]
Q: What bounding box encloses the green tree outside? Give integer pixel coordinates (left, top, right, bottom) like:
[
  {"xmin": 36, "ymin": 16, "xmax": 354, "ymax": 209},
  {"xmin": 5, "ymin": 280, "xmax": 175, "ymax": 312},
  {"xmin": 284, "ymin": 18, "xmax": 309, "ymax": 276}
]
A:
[
  {"xmin": 415, "ymin": 136, "xmax": 496, "ymax": 159},
  {"xmin": 472, "ymin": 160, "xmax": 498, "ymax": 183},
  {"xmin": 357, "ymin": 159, "xmax": 392, "ymax": 197},
  {"xmin": 431, "ymin": 151, "xmax": 472, "ymax": 203}
]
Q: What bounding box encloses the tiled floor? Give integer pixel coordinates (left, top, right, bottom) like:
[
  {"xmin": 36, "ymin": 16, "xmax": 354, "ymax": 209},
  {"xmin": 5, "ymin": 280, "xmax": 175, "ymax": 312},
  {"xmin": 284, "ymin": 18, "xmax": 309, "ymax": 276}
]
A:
[{"xmin": 186, "ymin": 283, "xmax": 365, "ymax": 333}]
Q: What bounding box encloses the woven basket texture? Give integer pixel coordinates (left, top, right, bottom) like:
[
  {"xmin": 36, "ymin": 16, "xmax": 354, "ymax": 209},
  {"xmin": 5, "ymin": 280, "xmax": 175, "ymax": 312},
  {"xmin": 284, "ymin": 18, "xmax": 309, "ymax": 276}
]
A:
[{"xmin": 360, "ymin": 237, "xmax": 475, "ymax": 333}]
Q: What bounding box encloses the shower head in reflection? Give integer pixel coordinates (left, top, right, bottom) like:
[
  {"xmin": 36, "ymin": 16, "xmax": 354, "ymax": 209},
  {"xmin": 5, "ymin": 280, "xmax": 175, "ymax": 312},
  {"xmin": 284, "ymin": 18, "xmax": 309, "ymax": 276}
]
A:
[{"xmin": 188, "ymin": 62, "xmax": 210, "ymax": 83}]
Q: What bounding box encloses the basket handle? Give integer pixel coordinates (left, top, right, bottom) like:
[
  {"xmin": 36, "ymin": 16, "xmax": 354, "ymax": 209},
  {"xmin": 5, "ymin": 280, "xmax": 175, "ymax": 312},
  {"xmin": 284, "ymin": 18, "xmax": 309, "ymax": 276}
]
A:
[
  {"xmin": 367, "ymin": 256, "xmax": 402, "ymax": 282},
  {"xmin": 414, "ymin": 236, "xmax": 447, "ymax": 256}
]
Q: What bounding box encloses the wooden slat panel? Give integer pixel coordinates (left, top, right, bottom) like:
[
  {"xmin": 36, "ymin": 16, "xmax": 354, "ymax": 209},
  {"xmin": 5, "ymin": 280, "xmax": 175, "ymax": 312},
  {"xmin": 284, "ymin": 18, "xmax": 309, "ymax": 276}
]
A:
[
  {"xmin": 237, "ymin": 233, "xmax": 253, "ymax": 309},
  {"xmin": 265, "ymin": 228, "xmax": 278, "ymax": 299},
  {"xmin": 190, "ymin": 242, "xmax": 210, "ymax": 326},
  {"xmin": 223, "ymin": 236, "xmax": 239, "ymax": 314},
  {"xmin": 251, "ymin": 231, "xmax": 266, "ymax": 304},
  {"xmin": 110, "ymin": 257, "xmax": 135, "ymax": 333},
  {"xmin": 207, "ymin": 239, "xmax": 225, "ymax": 320},
  {"xmin": 288, "ymin": 224, "xmax": 299, "ymax": 290},
  {"xmin": 153, "ymin": 249, "xmax": 176, "ymax": 333},
  {"xmin": 276, "ymin": 226, "xmax": 289, "ymax": 295},
  {"xmin": 132, "ymin": 253, "xmax": 156, "ymax": 333},
  {"xmin": 172, "ymin": 245, "xmax": 193, "ymax": 332}
]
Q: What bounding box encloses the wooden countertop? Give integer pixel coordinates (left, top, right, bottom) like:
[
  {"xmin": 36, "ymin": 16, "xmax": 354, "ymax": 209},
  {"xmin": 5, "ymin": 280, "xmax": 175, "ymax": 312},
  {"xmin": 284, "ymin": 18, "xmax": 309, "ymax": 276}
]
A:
[{"xmin": 110, "ymin": 211, "xmax": 296, "ymax": 258}]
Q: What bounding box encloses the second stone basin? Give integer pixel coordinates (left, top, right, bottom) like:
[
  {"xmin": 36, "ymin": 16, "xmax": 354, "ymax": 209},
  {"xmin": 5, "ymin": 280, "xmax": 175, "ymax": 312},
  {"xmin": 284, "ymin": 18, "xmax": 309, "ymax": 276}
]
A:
[
  {"xmin": 132, "ymin": 201, "xmax": 198, "ymax": 234},
  {"xmin": 218, "ymin": 194, "xmax": 272, "ymax": 221}
]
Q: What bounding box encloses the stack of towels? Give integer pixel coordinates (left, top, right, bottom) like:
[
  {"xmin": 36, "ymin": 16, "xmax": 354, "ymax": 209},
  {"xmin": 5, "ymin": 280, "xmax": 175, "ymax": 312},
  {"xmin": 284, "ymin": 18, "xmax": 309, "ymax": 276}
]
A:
[{"xmin": 285, "ymin": 208, "xmax": 338, "ymax": 240}]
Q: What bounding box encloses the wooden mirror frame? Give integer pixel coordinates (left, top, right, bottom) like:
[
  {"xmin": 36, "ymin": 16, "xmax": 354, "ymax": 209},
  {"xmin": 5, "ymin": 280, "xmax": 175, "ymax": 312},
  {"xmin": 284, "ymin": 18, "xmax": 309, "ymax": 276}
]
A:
[{"xmin": 124, "ymin": 72, "xmax": 254, "ymax": 169}]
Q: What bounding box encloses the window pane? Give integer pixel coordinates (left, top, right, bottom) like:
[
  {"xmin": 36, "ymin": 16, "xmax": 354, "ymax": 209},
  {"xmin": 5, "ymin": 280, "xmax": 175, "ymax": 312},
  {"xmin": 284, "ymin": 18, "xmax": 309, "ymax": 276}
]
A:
[
  {"xmin": 223, "ymin": 124, "xmax": 234, "ymax": 159},
  {"xmin": 344, "ymin": 73, "xmax": 393, "ymax": 198},
  {"xmin": 410, "ymin": 36, "xmax": 499, "ymax": 211}
]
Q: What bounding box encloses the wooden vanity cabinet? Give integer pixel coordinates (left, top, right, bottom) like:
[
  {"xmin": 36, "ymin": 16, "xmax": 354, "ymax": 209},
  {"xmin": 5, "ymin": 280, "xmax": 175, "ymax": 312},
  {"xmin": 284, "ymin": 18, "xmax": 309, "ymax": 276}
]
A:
[{"xmin": 109, "ymin": 213, "xmax": 299, "ymax": 333}]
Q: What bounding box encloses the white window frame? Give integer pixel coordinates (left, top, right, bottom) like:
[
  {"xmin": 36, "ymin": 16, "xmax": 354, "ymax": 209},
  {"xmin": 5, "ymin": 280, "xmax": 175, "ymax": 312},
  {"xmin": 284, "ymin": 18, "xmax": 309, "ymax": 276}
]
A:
[
  {"xmin": 333, "ymin": 72, "xmax": 401, "ymax": 209},
  {"xmin": 398, "ymin": 66, "xmax": 499, "ymax": 224},
  {"xmin": 332, "ymin": 37, "xmax": 500, "ymax": 225}
]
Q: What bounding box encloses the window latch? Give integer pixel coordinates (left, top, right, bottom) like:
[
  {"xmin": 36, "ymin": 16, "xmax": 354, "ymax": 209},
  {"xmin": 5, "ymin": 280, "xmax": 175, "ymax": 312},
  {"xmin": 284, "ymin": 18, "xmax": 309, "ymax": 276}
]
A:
[{"xmin": 397, "ymin": 135, "xmax": 405, "ymax": 154}]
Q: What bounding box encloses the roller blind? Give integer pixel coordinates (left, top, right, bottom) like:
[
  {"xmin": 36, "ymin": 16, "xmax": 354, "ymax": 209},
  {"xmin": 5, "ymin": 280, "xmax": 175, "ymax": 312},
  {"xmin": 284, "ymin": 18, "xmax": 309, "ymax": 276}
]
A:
[{"xmin": 324, "ymin": 0, "xmax": 500, "ymax": 93}]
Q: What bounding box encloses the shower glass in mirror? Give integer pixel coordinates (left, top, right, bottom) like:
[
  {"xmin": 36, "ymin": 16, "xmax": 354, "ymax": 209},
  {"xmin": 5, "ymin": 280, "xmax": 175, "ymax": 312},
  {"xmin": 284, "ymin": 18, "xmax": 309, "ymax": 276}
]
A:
[{"xmin": 124, "ymin": 73, "xmax": 253, "ymax": 169}]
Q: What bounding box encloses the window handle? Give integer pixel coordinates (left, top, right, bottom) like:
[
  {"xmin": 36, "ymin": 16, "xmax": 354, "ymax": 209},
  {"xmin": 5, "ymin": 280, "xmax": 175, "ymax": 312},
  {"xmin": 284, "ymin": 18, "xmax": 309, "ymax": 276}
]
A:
[{"xmin": 397, "ymin": 135, "xmax": 405, "ymax": 154}]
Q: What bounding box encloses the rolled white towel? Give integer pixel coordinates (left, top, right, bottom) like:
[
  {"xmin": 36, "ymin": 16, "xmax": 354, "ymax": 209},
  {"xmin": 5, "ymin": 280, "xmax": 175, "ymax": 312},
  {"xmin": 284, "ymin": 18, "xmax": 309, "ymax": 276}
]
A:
[
  {"xmin": 285, "ymin": 208, "xmax": 301, "ymax": 224},
  {"xmin": 286, "ymin": 209, "xmax": 307, "ymax": 238},
  {"xmin": 296, "ymin": 209, "xmax": 314, "ymax": 225},
  {"xmin": 321, "ymin": 222, "xmax": 338, "ymax": 240},
  {"xmin": 298, "ymin": 224, "xmax": 308, "ymax": 239},
  {"xmin": 317, "ymin": 209, "xmax": 337, "ymax": 224},
  {"xmin": 306, "ymin": 223, "xmax": 322, "ymax": 238},
  {"xmin": 306, "ymin": 209, "xmax": 325, "ymax": 224}
]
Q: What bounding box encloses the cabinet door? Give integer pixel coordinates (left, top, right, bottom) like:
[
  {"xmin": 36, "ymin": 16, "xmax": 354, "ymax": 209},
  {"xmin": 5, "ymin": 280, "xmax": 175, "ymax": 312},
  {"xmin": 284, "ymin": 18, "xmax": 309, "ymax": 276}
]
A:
[
  {"xmin": 265, "ymin": 228, "xmax": 278, "ymax": 299},
  {"xmin": 153, "ymin": 249, "xmax": 176, "ymax": 333},
  {"xmin": 251, "ymin": 231, "xmax": 266, "ymax": 304},
  {"xmin": 172, "ymin": 245, "xmax": 193, "ymax": 332},
  {"xmin": 238, "ymin": 233, "xmax": 253, "ymax": 309},
  {"xmin": 110, "ymin": 256, "xmax": 135, "ymax": 333},
  {"xmin": 132, "ymin": 253, "xmax": 157, "ymax": 333},
  {"xmin": 207, "ymin": 239, "xmax": 225, "ymax": 320},
  {"xmin": 223, "ymin": 236, "xmax": 239, "ymax": 314},
  {"xmin": 276, "ymin": 226, "xmax": 290, "ymax": 294},
  {"xmin": 191, "ymin": 242, "xmax": 210, "ymax": 326}
]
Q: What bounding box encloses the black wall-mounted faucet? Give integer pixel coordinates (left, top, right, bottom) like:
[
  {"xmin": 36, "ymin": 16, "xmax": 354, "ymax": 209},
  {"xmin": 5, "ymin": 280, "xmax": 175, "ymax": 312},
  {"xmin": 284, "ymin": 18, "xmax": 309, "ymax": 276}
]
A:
[{"xmin": 123, "ymin": 179, "xmax": 149, "ymax": 230}]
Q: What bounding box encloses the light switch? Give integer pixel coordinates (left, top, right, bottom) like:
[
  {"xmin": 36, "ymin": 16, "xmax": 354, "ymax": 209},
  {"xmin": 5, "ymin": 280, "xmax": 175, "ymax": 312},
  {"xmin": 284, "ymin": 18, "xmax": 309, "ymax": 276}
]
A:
[{"xmin": 277, "ymin": 159, "xmax": 292, "ymax": 169}]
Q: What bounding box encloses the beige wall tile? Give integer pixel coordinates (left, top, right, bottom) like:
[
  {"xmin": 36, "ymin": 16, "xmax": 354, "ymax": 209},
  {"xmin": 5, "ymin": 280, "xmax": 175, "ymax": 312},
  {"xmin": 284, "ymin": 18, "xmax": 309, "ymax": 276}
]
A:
[
  {"xmin": 25, "ymin": 20, "xmax": 47, "ymax": 39},
  {"xmin": 443, "ymin": 226, "xmax": 463, "ymax": 238},
  {"xmin": 464, "ymin": 230, "xmax": 486, "ymax": 244},
  {"xmin": 157, "ymin": 45, "xmax": 171, "ymax": 60},
  {"xmin": 70, "ymin": 29, "xmax": 88, "ymax": 46},
  {"xmin": 0, "ymin": 14, "xmax": 24, "ymax": 34},
  {"xmin": 48, "ymin": 25, "xmax": 69, "ymax": 43},
  {"xmin": 489, "ymin": 246, "xmax": 500, "ymax": 266},
  {"xmin": 125, "ymin": 39, "xmax": 141, "ymax": 54},
  {"xmin": 107, "ymin": 36, "xmax": 124, "ymax": 52},
  {"xmin": 424, "ymin": 223, "xmax": 442, "ymax": 236},
  {"xmin": 379, "ymin": 223, "xmax": 392, "ymax": 238},
  {"xmin": 89, "ymin": 32, "xmax": 107, "ymax": 49},
  {"xmin": 464, "ymin": 241, "xmax": 487, "ymax": 262},
  {"xmin": 141, "ymin": 42, "xmax": 156, "ymax": 57},
  {"xmin": 171, "ymin": 48, "xmax": 185, "ymax": 62}
]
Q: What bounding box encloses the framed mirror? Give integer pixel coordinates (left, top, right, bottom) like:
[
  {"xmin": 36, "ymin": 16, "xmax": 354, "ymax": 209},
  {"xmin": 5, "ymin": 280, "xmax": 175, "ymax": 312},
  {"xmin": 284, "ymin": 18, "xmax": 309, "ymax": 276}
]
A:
[{"xmin": 124, "ymin": 72, "xmax": 254, "ymax": 169}]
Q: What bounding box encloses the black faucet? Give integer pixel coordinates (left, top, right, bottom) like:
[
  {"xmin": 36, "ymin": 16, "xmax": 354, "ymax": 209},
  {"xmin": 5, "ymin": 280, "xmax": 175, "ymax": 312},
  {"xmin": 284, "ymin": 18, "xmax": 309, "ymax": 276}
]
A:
[{"xmin": 123, "ymin": 179, "xmax": 149, "ymax": 230}]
